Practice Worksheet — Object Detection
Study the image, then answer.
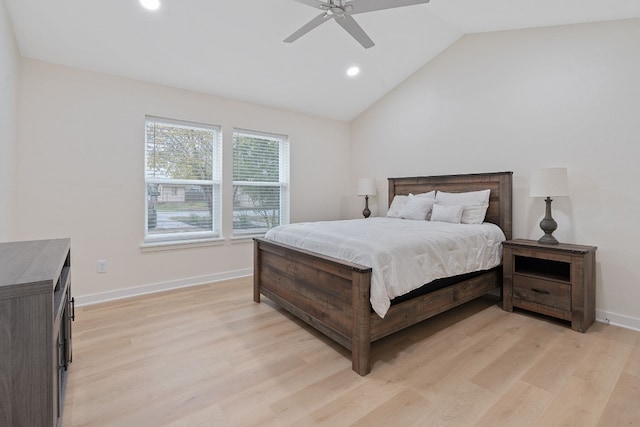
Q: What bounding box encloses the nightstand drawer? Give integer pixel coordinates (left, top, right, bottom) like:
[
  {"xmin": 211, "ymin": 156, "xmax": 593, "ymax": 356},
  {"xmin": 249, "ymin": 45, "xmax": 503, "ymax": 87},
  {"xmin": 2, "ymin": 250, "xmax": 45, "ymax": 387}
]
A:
[{"xmin": 513, "ymin": 275, "xmax": 571, "ymax": 311}]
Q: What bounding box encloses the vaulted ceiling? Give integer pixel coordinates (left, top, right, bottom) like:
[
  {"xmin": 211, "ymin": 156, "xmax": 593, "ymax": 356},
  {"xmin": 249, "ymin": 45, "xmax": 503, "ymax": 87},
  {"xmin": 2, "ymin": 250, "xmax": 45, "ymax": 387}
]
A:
[{"xmin": 5, "ymin": 0, "xmax": 640, "ymax": 121}]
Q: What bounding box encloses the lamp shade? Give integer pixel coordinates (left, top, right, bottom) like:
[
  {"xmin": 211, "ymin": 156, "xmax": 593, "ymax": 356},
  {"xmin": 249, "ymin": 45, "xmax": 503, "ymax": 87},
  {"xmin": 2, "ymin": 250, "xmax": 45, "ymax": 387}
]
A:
[
  {"xmin": 530, "ymin": 168, "xmax": 569, "ymax": 197},
  {"xmin": 357, "ymin": 178, "xmax": 377, "ymax": 196}
]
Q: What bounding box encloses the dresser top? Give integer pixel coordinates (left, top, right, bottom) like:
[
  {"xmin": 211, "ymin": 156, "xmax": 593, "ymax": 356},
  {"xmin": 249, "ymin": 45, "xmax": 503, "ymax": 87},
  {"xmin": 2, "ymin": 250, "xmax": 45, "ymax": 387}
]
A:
[{"xmin": 0, "ymin": 238, "xmax": 70, "ymax": 289}]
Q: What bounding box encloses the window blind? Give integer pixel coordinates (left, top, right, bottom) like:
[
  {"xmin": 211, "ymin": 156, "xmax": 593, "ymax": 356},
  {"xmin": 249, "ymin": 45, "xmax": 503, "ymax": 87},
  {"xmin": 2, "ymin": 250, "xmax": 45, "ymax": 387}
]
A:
[{"xmin": 232, "ymin": 129, "xmax": 289, "ymax": 236}]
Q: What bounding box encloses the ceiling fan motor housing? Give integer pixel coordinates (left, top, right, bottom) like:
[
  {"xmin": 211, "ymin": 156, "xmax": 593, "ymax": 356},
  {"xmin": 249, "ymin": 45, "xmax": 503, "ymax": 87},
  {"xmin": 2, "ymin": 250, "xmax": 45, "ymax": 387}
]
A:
[{"xmin": 329, "ymin": 6, "xmax": 349, "ymax": 17}]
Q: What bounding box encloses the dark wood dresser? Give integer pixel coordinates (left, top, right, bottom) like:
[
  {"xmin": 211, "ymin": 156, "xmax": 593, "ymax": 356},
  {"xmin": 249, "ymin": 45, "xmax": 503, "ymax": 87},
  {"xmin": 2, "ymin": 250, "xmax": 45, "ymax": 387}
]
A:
[
  {"xmin": 502, "ymin": 238, "xmax": 596, "ymax": 332},
  {"xmin": 0, "ymin": 239, "xmax": 74, "ymax": 427}
]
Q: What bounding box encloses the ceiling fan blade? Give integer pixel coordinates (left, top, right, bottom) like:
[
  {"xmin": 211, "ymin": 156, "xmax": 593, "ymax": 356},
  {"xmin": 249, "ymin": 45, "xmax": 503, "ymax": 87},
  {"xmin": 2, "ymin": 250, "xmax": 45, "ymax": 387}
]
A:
[
  {"xmin": 346, "ymin": 0, "xmax": 429, "ymax": 15},
  {"xmin": 292, "ymin": 0, "xmax": 329, "ymax": 10},
  {"xmin": 284, "ymin": 12, "xmax": 332, "ymax": 43},
  {"xmin": 334, "ymin": 15, "xmax": 374, "ymax": 49}
]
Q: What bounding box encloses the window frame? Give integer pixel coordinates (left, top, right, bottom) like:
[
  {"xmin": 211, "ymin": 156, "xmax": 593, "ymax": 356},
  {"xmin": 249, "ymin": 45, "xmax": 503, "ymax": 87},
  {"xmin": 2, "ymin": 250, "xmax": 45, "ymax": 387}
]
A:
[
  {"xmin": 144, "ymin": 116, "xmax": 222, "ymax": 244},
  {"xmin": 232, "ymin": 128, "xmax": 290, "ymax": 237}
]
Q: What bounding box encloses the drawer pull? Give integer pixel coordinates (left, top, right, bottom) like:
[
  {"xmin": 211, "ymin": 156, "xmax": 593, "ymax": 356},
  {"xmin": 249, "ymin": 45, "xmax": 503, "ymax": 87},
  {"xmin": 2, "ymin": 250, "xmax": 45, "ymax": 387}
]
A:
[{"xmin": 531, "ymin": 288, "xmax": 550, "ymax": 295}]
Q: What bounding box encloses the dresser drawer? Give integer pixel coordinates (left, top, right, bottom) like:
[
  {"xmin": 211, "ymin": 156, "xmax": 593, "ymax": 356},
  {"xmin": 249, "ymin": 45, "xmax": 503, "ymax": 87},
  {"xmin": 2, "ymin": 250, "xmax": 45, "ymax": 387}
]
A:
[{"xmin": 512, "ymin": 275, "xmax": 571, "ymax": 311}]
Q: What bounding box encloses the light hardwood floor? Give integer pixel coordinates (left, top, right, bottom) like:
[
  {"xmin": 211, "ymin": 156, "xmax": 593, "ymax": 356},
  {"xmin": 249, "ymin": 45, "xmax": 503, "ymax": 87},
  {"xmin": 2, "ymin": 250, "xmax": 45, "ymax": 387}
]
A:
[{"xmin": 63, "ymin": 277, "xmax": 640, "ymax": 426}]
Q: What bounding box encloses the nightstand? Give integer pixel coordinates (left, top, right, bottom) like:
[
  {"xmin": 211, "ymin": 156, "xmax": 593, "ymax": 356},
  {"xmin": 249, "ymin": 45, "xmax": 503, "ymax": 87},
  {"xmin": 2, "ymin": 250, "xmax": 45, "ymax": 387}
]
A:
[{"xmin": 502, "ymin": 239, "xmax": 597, "ymax": 332}]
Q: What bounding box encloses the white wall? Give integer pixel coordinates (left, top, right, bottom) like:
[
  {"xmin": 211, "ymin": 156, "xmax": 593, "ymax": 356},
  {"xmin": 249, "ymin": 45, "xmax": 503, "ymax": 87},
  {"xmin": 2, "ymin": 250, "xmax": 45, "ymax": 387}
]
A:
[
  {"xmin": 350, "ymin": 19, "xmax": 640, "ymax": 328},
  {"xmin": 16, "ymin": 60, "xmax": 350, "ymax": 302},
  {"xmin": 0, "ymin": 0, "xmax": 18, "ymax": 241}
]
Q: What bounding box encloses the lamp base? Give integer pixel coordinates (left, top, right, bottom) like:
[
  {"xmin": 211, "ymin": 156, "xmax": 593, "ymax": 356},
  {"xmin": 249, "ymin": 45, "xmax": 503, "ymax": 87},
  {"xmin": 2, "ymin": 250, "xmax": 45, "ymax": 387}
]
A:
[
  {"xmin": 538, "ymin": 196, "xmax": 559, "ymax": 245},
  {"xmin": 538, "ymin": 233, "xmax": 559, "ymax": 245},
  {"xmin": 362, "ymin": 195, "xmax": 371, "ymax": 218}
]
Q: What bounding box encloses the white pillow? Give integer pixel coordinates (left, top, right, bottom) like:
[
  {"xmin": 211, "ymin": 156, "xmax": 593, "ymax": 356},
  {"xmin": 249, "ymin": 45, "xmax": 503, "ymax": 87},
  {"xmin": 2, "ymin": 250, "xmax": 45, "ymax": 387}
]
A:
[
  {"xmin": 399, "ymin": 195, "xmax": 435, "ymax": 220},
  {"xmin": 459, "ymin": 203, "xmax": 489, "ymax": 224},
  {"xmin": 414, "ymin": 190, "xmax": 436, "ymax": 200},
  {"xmin": 430, "ymin": 203, "xmax": 464, "ymax": 224},
  {"xmin": 387, "ymin": 192, "xmax": 435, "ymax": 217},
  {"xmin": 386, "ymin": 195, "xmax": 408, "ymax": 218},
  {"xmin": 435, "ymin": 189, "xmax": 490, "ymax": 224}
]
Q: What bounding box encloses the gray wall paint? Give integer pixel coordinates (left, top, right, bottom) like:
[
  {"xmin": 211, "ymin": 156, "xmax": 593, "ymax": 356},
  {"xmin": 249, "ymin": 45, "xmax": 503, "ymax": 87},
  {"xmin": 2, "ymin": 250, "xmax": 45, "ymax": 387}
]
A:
[{"xmin": 0, "ymin": 0, "xmax": 18, "ymax": 241}]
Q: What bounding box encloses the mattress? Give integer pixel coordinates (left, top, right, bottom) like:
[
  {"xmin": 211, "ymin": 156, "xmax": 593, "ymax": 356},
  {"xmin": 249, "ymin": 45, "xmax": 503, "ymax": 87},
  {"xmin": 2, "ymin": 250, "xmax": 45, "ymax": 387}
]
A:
[{"xmin": 264, "ymin": 217, "xmax": 506, "ymax": 318}]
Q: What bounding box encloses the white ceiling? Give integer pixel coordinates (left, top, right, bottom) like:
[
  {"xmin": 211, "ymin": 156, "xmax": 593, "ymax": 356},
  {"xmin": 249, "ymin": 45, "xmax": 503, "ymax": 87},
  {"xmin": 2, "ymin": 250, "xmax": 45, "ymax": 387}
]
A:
[{"xmin": 5, "ymin": 0, "xmax": 640, "ymax": 121}]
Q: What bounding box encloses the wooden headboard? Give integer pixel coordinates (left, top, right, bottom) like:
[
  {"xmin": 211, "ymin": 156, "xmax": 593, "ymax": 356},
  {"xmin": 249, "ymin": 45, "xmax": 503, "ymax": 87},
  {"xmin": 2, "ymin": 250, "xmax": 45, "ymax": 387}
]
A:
[{"xmin": 388, "ymin": 171, "xmax": 513, "ymax": 240}]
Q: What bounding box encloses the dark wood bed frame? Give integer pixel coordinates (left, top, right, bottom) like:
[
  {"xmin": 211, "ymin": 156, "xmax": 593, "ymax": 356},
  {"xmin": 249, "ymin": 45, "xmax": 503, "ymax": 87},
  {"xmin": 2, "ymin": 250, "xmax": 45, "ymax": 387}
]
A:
[{"xmin": 253, "ymin": 171, "xmax": 513, "ymax": 376}]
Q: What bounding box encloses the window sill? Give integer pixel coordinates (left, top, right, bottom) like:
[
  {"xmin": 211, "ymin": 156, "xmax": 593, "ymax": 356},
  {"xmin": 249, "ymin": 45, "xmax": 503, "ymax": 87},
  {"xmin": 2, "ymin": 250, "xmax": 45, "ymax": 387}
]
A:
[
  {"xmin": 140, "ymin": 237, "xmax": 225, "ymax": 253},
  {"xmin": 230, "ymin": 234, "xmax": 265, "ymax": 244}
]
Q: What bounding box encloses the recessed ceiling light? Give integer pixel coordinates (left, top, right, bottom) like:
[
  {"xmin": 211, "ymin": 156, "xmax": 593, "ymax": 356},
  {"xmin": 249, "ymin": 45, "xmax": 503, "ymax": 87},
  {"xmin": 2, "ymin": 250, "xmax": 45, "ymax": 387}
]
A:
[
  {"xmin": 140, "ymin": 0, "xmax": 160, "ymax": 11},
  {"xmin": 346, "ymin": 66, "xmax": 360, "ymax": 77}
]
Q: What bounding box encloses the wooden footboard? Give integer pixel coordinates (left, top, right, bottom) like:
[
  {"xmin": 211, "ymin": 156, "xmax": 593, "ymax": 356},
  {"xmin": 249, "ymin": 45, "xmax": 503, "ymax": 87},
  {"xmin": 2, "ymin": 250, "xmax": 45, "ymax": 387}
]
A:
[{"xmin": 254, "ymin": 238, "xmax": 373, "ymax": 375}]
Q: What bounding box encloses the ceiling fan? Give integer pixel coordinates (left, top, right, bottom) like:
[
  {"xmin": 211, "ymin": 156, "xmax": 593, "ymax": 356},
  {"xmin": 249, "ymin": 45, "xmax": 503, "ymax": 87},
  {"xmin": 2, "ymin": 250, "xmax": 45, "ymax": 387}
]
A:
[{"xmin": 284, "ymin": 0, "xmax": 430, "ymax": 49}]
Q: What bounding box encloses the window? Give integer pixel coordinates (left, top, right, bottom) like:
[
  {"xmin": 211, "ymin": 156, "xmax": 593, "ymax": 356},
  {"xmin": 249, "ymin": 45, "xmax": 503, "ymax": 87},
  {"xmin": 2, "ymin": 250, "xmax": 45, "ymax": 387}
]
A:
[
  {"xmin": 145, "ymin": 117, "xmax": 222, "ymax": 243},
  {"xmin": 233, "ymin": 129, "xmax": 289, "ymax": 236}
]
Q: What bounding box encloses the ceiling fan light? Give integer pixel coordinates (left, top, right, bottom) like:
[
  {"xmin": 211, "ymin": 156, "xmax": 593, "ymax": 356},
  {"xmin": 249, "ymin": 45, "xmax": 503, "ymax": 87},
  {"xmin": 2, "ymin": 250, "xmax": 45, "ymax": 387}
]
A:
[
  {"xmin": 140, "ymin": 0, "xmax": 160, "ymax": 11},
  {"xmin": 347, "ymin": 66, "xmax": 360, "ymax": 77}
]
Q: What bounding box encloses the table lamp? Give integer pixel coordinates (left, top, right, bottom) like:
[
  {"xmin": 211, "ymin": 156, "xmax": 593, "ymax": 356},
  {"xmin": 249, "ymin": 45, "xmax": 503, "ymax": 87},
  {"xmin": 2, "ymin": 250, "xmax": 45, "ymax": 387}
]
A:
[
  {"xmin": 357, "ymin": 178, "xmax": 377, "ymax": 218},
  {"xmin": 530, "ymin": 168, "xmax": 569, "ymax": 245}
]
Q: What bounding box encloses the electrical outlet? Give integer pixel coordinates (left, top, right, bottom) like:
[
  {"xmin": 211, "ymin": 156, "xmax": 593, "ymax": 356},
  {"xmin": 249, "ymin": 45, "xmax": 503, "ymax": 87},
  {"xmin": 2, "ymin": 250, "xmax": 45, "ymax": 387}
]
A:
[{"xmin": 97, "ymin": 260, "xmax": 108, "ymax": 273}]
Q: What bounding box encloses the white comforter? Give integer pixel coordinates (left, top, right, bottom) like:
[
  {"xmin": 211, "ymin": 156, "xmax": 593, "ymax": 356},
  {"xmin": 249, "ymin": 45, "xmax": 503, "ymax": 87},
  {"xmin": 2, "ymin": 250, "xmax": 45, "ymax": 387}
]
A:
[{"xmin": 264, "ymin": 217, "xmax": 505, "ymax": 318}]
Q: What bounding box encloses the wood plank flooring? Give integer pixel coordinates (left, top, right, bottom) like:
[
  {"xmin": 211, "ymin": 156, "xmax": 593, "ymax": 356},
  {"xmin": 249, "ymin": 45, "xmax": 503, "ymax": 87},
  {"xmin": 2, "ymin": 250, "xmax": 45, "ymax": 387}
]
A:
[{"xmin": 63, "ymin": 277, "xmax": 640, "ymax": 426}]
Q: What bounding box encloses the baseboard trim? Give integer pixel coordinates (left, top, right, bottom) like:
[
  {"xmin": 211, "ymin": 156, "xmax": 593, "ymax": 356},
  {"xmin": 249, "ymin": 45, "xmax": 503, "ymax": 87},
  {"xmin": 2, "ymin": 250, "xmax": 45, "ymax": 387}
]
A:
[
  {"xmin": 75, "ymin": 268, "xmax": 253, "ymax": 307},
  {"xmin": 596, "ymin": 309, "xmax": 640, "ymax": 332}
]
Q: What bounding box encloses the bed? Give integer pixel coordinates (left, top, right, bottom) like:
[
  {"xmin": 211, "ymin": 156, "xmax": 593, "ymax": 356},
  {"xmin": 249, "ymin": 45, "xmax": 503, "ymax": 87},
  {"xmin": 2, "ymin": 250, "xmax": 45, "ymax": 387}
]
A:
[{"xmin": 253, "ymin": 171, "xmax": 513, "ymax": 375}]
